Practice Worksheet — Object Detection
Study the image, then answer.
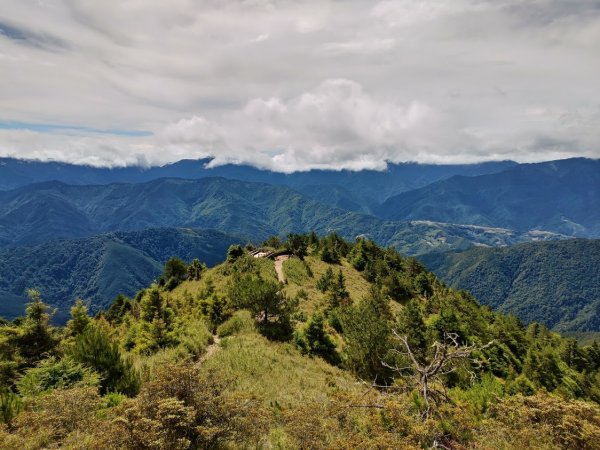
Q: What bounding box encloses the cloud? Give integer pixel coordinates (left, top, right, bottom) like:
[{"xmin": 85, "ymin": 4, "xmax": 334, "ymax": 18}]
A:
[{"xmin": 0, "ymin": 0, "xmax": 598, "ymax": 170}]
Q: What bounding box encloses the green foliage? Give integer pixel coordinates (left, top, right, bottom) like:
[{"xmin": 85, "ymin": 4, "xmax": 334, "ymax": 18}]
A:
[
  {"xmin": 294, "ymin": 313, "xmax": 340, "ymax": 365},
  {"xmin": 262, "ymin": 236, "xmax": 283, "ymax": 248},
  {"xmin": 396, "ymin": 299, "xmax": 427, "ymax": 362},
  {"xmin": 340, "ymin": 286, "xmax": 393, "ymax": 381},
  {"xmin": 423, "ymin": 239, "xmax": 600, "ymax": 332},
  {"xmin": 187, "ymin": 258, "xmax": 206, "ymax": 281},
  {"xmin": 226, "ymin": 244, "xmax": 244, "ymax": 263},
  {"xmin": 17, "ymin": 357, "xmax": 100, "ymax": 397},
  {"xmin": 199, "ymin": 293, "xmax": 231, "ymax": 331},
  {"xmin": 15, "ymin": 290, "xmax": 58, "ymax": 366},
  {"xmin": 217, "ymin": 311, "xmax": 254, "ymax": 338},
  {"xmin": 327, "ymin": 270, "xmax": 350, "ymax": 310},
  {"xmin": 285, "ymin": 233, "xmax": 308, "ymax": 259},
  {"xmin": 104, "ymin": 294, "xmax": 132, "ymax": 324},
  {"xmin": 69, "ymin": 324, "xmax": 140, "ymax": 396},
  {"xmin": 66, "ymin": 298, "xmax": 90, "ymax": 336},
  {"xmin": 0, "ymin": 388, "xmax": 22, "ymax": 427},
  {"xmin": 3, "ymin": 233, "xmax": 600, "ymax": 448},
  {"xmin": 228, "ymin": 275, "xmax": 297, "ymax": 340},
  {"xmin": 162, "ymin": 257, "xmax": 188, "ymax": 290},
  {"xmin": 316, "ymin": 267, "xmax": 334, "ymax": 293},
  {"xmin": 107, "ymin": 364, "xmax": 267, "ymax": 449}
]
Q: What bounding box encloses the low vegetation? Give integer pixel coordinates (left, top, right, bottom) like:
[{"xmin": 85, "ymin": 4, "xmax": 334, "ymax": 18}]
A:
[{"xmin": 1, "ymin": 233, "xmax": 600, "ymax": 448}]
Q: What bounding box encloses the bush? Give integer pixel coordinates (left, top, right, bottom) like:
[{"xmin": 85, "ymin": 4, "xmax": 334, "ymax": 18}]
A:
[
  {"xmin": 105, "ymin": 364, "xmax": 268, "ymax": 449},
  {"xmin": 17, "ymin": 357, "xmax": 100, "ymax": 397},
  {"xmin": 69, "ymin": 324, "xmax": 140, "ymax": 396},
  {"xmin": 0, "ymin": 387, "xmax": 101, "ymax": 447},
  {"xmin": 294, "ymin": 314, "xmax": 340, "ymax": 365},
  {"xmin": 0, "ymin": 388, "xmax": 22, "ymax": 427},
  {"xmin": 217, "ymin": 311, "xmax": 254, "ymax": 338},
  {"xmin": 176, "ymin": 319, "xmax": 213, "ymax": 358}
]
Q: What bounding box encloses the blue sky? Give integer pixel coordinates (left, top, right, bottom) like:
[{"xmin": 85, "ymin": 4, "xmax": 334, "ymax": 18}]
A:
[{"xmin": 0, "ymin": 121, "xmax": 152, "ymax": 137}]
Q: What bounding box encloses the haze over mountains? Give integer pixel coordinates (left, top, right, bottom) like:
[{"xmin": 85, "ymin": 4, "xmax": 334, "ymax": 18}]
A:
[
  {"xmin": 377, "ymin": 158, "xmax": 600, "ymax": 237},
  {"xmin": 0, "ymin": 157, "xmax": 517, "ymax": 213},
  {"xmin": 0, "ymin": 156, "xmax": 598, "ymax": 325}
]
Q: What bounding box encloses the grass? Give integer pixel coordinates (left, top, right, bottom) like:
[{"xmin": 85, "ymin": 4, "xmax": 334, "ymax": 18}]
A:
[
  {"xmin": 282, "ymin": 255, "xmax": 373, "ymax": 317},
  {"xmin": 202, "ymin": 313, "xmax": 364, "ymax": 409}
]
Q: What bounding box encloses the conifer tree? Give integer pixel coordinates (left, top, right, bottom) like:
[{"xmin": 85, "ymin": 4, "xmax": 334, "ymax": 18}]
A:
[
  {"xmin": 17, "ymin": 289, "xmax": 57, "ymax": 366},
  {"xmin": 69, "ymin": 324, "xmax": 139, "ymax": 396},
  {"xmin": 66, "ymin": 299, "xmax": 91, "ymax": 337}
]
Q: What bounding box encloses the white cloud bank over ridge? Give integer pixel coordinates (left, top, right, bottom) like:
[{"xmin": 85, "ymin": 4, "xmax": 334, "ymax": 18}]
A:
[{"xmin": 0, "ymin": 0, "xmax": 599, "ymax": 171}]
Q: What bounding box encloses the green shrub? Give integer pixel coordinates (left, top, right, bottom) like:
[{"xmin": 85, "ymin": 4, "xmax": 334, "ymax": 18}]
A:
[
  {"xmin": 17, "ymin": 357, "xmax": 100, "ymax": 397},
  {"xmin": 217, "ymin": 311, "xmax": 254, "ymax": 338},
  {"xmin": 69, "ymin": 324, "xmax": 140, "ymax": 396}
]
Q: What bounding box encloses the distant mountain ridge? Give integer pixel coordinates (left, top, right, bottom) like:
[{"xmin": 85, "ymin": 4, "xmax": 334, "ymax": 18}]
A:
[
  {"xmin": 377, "ymin": 158, "xmax": 600, "ymax": 237},
  {"xmin": 421, "ymin": 239, "xmax": 600, "ymax": 332},
  {"xmin": 0, "ymin": 177, "xmax": 564, "ymax": 253},
  {"xmin": 0, "ymin": 157, "xmax": 517, "ymax": 211},
  {"xmin": 0, "ymin": 228, "xmax": 239, "ymax": 321}
]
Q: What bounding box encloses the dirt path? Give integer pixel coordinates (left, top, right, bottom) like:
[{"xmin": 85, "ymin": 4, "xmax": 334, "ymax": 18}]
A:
[
  {"xmin": 274, "ymin": 255, "xmax": 291, "ymax": 283},
  {"xmin": 197, "ymin": 334, "xmax": 221, "ymax": 365}
]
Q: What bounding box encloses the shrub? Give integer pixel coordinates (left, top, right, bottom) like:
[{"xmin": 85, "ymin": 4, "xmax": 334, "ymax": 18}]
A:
[
  {"xmin": 69, "ymin": 324, "xmax": 140, "ymax": 396},
  {"xmin": 106, "ymin": 364, "xmax": 268, "ymax": 449},
  {"xmin": 294, "ymin": 314, "xmax": 340, "ymax": 365},
  {"xmin": 17, "ymin": 357, "xmax": 100, "ymax": 397},
  {"xmin": 217, "ymin": 311, "xmax": 254, "ymax": 338}
]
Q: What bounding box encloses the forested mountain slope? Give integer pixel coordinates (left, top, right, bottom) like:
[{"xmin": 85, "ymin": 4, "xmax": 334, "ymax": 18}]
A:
[
  {"xmin": 378, "ymin": 158, "xmax": 600, "ymax": 237},
  {"xmin": 0, "ymin": 228, "xmax": 238, "ymax": 321},
  {"xmin": 422, "ymin": 239, "xmax": 600, "ymax": 332},
  {"xmin": 0, "ymin": 157, "xmax": 517, "ymax": 211},
  {"xmin": 0, "ymin": 177, "xmax": 564, "ymax": 252}
]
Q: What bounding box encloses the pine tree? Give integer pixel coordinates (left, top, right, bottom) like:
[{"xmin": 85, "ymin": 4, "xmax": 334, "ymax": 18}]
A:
[
  {"xmin": 340, "ymin": 286, "xmax": 392, "ymax": 381},
  {"xmin": 17, "ymin": 289, "xmax": 57, "ymax": 366},
  {"xmin": 69, "ymin": 324, "xmax": 139, "ymax": 396},
  {"xmin": 66, "ymin": 299, "xmax": 91, "ymax": 336},
  {"xmin": 187, "ymin": 258, "xmax": 206, "ymax": 281}
]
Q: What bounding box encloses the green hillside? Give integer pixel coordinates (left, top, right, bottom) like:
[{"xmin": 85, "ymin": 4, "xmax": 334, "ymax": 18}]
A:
[
  {"xmin": 0, "ymin": 228, "xmax": 239, "ymax": 321},
  {"xmin": 422, "ymin": 239, "xmax": 600, "ymax": 332},
  {"xmin": 0, "ymin": 177, "xmax": 564, "ymax": 253},
  {"xmin": 1, "ymin": 234, "xmax": 600, "ymax": 449},
  {"xmin": 378, "ymin": 158, "xmax": 600, "ymax": 237}
]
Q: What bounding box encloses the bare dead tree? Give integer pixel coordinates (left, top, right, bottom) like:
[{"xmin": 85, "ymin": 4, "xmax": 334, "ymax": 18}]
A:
[{"xmin": 383, "ymin": 329, "xmax": 493, "ymax": 419}]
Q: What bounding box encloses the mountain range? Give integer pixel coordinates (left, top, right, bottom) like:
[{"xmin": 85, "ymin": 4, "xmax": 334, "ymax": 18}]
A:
[
  {"xmin": 377, "ymin": 158, "xmax": 600, "ymax": 237},
  {"xmin": 0, "ymin": 157, "xmax": 517, "ymax": 212},
  {"xmin": 422, "ymin": 239, "xmax": 600, "ymax": 332},
  {"xmin": 0, "ymin": 156, "xmax": 598, "ymax": 327},
  {"xmin": 0, "ymin": 177, "xmax": 564, "ymax": 251},
  {"xmin": 0, "ymin": 228, "xmax": 238, "ymax": 321}
]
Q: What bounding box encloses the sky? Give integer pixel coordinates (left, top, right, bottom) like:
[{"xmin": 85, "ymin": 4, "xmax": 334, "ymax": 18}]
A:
[{"xmin": 0, "ymin": 0, "xmax": 599, "ymax": 172}]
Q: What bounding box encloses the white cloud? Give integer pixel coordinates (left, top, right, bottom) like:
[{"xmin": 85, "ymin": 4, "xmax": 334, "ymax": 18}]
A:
[{"xmin": 0, "ymin": 0, "xmax": 598, "ymax": 170}]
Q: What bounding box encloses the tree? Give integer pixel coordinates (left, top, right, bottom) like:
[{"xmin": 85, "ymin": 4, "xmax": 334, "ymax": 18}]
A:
[
  {"xmin": 162, "ymin": 257, "xmax": 188, "ymax": 290},
  {"xmin": 384, "ymin": 331, "xmax": 492, "ymax": 419},
  {"xmin": 187, "ymin": 258, "xmax": 206, "ymax": 281},
  {"xmin": 228, "ymin": 275, "xmax": 297, "ymax": 340},
  {"xmin": 227, "ymin": 244, "xmax": 245, "ymax": 263},
  {"xmin": 138, "ymin": 287, "xmax": 176, "ymax": 352},
  {"xmin": 340, "ymin": 286, "xmax": 392, "ymax": 381},
  {"xmin": 316, "ymin": 267, "xmax": 334, "ymax": 293},
  {"xmin": 105, "ymin": 294, "xmax": 132, "ymax": 324},
  {"xmin": 295, "ymin": 314, "xmax": 339, "ymax": 365},
  {"xmin": 286, "ymin": 234, "xmax": 308, "ymax": 259},
  {"xmin": 69, "ymin": 324, "xmax": 140, "ymax": 396},
  {"xmin": 66, "ymin": 299, "xmax": 91, "ymax": 337},
  {"xmin": 327, "ymin": 270, "xmax": 350, "ymax": 309},
  {"xmin": 16, "ymin": 289, "xmax": 58, "ymax": 366}
]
